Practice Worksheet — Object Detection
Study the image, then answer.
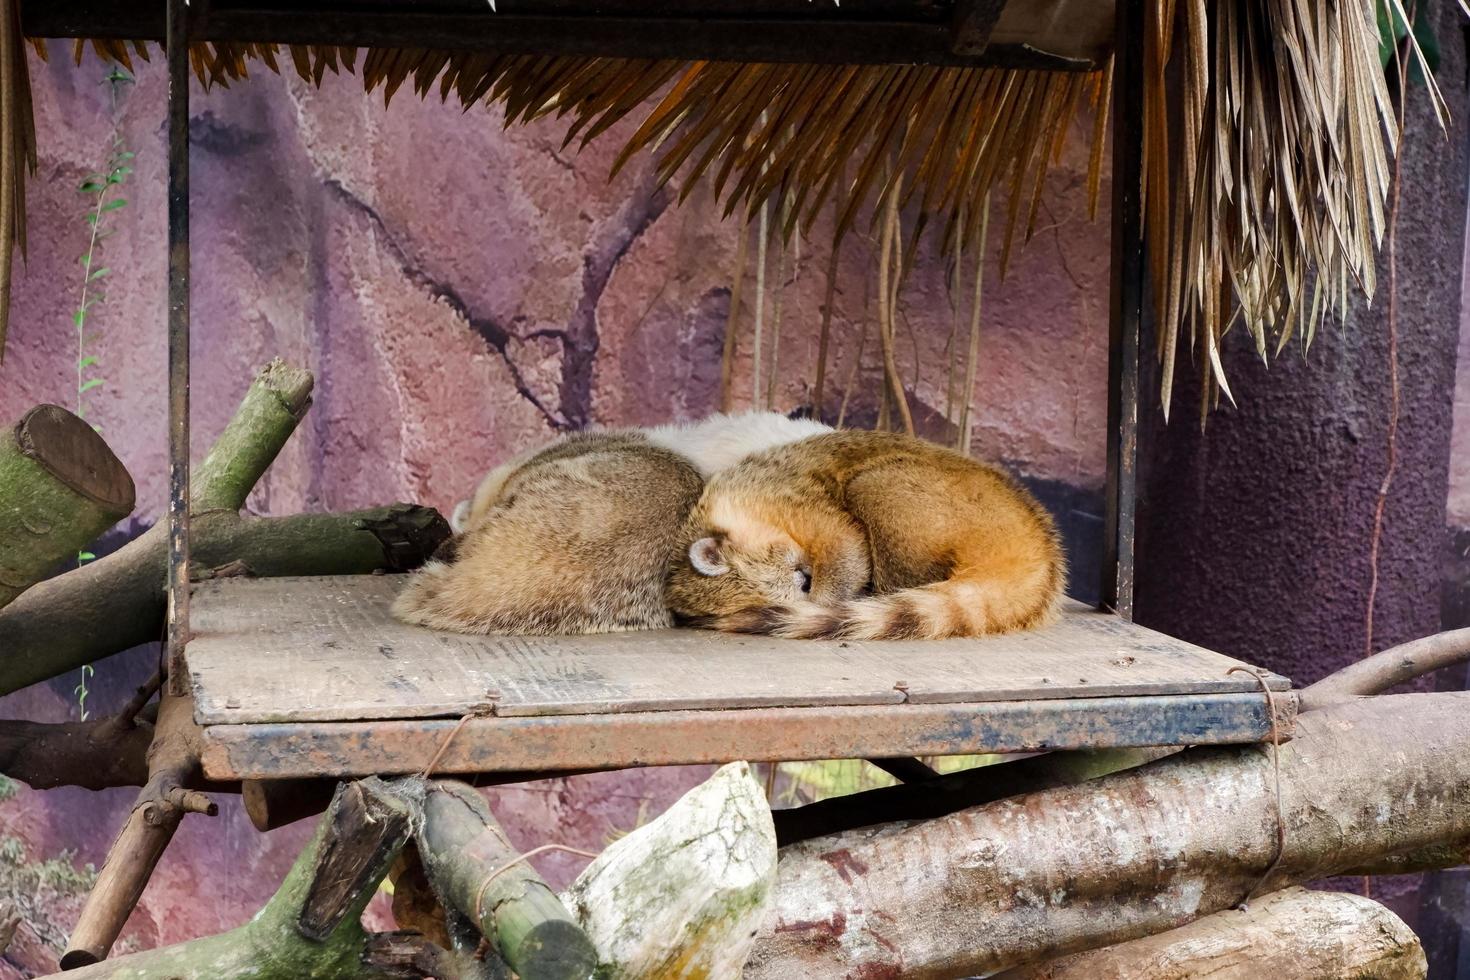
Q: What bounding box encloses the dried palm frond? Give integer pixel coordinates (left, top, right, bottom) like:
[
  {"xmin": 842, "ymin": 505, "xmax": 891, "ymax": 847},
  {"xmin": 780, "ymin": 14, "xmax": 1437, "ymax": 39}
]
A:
[
  {"xmin": 1143, "ymin": 0, "xmax": 1441, "ymax": 420},
  {"xmin": 0, "ymin": 0, "xmax": 38, "ymax": 361},
  {"xmin": 2, "ymin": 4, "xmax": 1438, "ymax": 416}
]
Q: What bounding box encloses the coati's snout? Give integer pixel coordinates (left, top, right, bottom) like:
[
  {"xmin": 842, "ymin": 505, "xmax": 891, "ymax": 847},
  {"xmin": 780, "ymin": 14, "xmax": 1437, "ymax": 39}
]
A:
[{"xmin": 666, "ymin": 518, "xmax": 866, "ymax": 625}]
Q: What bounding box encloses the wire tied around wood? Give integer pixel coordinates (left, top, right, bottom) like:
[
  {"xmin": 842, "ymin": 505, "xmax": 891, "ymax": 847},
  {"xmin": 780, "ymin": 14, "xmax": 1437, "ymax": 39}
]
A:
[
  {"xmin": 419, "ymin": 698, "xmax": 500, "ymax": 779},
  {"xmin": 1227, "ymin": 666, "xmax": 1287, "ymax": 908},
  {"xmin": 472, "ymin": 843, "xmax": 600, "ymax": 924}
]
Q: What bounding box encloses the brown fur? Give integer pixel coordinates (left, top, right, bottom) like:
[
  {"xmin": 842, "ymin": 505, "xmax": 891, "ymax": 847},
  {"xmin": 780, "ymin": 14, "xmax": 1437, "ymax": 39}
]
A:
[
  {"xmin": 392, "ymin": 431, "xmax": 703, "ymax": 635},
  {"xmin": 666, "ymin": 430, "xmax": 1066, "ymax": 640}
]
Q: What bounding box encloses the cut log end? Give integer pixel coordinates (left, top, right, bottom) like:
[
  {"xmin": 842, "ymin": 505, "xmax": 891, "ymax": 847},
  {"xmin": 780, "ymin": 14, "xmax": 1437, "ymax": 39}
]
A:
[
  {"xmin": 515, "ymin": 921, "xmax": 603, "ymax": 977},
  {"xmin": 16, "ymin": 404, "xmax": 135, "ymax": 514},
  {"xmin": 257, "ymin": 357, "xmax": 314, "ymax": 416},
  {"xmin": 58, "ymin": 949, "xmax": 100, "ymax": 971}
]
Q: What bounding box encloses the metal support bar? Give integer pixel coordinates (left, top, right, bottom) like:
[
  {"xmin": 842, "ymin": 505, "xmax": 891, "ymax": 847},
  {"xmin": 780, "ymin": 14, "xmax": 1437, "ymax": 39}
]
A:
[
  {"xmin": 949, "ymin": 0, "xmax": 1009, "ymax": 57},
  {"xmin": 1101, "ymin": 0, "xmax": 1143, "ymax": 621},
  {"xmin": 20, "ymin": 2, "xmax": 1107, "ymax": 72},
  {"xmin": 165, "ymin": 0, "xmax": 191, "ymax": 694}
]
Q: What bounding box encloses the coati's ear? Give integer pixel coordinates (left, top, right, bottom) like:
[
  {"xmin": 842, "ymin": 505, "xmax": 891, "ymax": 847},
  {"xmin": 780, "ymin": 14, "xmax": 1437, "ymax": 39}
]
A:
[{"xmin": 689, "ymin": 537, "xmax": 730, "ymax": 577}]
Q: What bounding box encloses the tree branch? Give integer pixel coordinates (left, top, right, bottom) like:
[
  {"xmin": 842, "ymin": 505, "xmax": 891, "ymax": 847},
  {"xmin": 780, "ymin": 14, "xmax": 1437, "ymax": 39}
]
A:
[
  {"xmin": 61, "ymin": 780, "xmax": 420, "ymax": 980},
  {"xmin": 1300, "ymin": 627, "xmax": 1470, "ymax": 710},
  {"xmin": 191, "ymin": 359, "xmax": 312, "ymax": 513},
  {"xmin": 0, "ymin": 672, "xmax": 159, "ymax": 790},
  {"xmin": 62, "ymin": 687, "xmax": 216, "ymax": 968},
  {"xmin": 0, "ymin": 503, "xmax": 448, "ymax": 696}
]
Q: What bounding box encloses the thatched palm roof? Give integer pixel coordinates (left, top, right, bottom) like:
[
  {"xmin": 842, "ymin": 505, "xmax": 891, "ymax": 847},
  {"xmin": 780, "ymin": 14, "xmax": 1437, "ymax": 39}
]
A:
[{"xmin": 0, "ymin": 1, "xmax": 1437, "ymax": 416}]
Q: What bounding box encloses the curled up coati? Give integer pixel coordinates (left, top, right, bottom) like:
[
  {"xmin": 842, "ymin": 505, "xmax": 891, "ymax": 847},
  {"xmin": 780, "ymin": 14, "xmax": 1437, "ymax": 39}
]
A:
[
  {"xmin": 665, "ymin": 429, "xmax": 1066, "ymax": 640},
  {"xmin": 392, "ymin": 412, "xmax": 831, "ymax": 635}
]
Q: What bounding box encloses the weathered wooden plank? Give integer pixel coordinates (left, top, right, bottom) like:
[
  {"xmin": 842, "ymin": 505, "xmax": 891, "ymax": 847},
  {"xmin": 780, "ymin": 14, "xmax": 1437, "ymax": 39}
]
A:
[
  {"xmin": 198, "ymin": 692, "xmax": 1298, "ymax": 781},
  {"xmin": 187, "ymin": 577, "xmax": 1288, "ymax": 726}
]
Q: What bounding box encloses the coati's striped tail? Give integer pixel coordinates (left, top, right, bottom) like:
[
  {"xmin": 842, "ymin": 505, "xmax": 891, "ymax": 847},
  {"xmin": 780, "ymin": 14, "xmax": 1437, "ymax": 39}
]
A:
[{"xmin": 704, "ymin": 575, "xmax": 1062, "ymax": 641}]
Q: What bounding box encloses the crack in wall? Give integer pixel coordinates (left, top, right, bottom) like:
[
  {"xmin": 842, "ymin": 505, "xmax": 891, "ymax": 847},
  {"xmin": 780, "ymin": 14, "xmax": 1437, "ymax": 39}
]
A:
[
  {"xmin": 324, "ymin": 174, "xmax": 671, "ymax": 432},
  {"xmin": 560, "ymin": 176, "xmax": 672, "ymax": 429},
  {"xmin": 322, "ymin": 178, "xmax": 567, "ymax": 429}
]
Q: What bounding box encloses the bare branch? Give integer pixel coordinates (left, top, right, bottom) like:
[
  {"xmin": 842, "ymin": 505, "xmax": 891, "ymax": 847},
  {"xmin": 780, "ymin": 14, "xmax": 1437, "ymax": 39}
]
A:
[{"xmin": 1300, "ymin": 627, "xmax": 1470, "ymax": 710}]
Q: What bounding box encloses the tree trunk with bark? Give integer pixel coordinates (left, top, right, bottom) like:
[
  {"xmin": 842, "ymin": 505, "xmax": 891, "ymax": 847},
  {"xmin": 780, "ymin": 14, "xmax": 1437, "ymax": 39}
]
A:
[
  {"xmin": 745, "ymin": 692, "xmax": 1470, "ymax": 979},
  {"xmin": 0, "ymin": 403, "xmax": 134, "ymax": 609},
  {"xmin": 997, "ymin": 887, "xmax": 1426, "ymax": 980}
]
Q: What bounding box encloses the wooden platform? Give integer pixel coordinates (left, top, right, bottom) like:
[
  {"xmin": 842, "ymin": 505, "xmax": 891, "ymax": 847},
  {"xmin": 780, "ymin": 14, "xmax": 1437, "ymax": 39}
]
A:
[{"xmin": 189, "ymin": 576, "xmax": 1295, "ymax": 781}]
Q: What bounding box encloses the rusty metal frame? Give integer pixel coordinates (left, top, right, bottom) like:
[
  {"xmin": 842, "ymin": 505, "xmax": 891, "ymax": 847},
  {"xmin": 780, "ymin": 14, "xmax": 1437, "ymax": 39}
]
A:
[
  {"xmin": 1101, "ymin": 0, "xmax": 1143, "ymax": 620},
  {"xmin": 199, "ymin": 691, "xmax": 1300, "ymax": 782},
  {"xmin": 164, "ymin": 0, "xmax": 191, "ymax": 695}
]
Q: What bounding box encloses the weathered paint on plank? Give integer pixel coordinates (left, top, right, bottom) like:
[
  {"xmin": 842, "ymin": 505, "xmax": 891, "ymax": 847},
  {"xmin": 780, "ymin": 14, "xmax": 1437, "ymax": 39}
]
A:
[
  {"xmin": 187, "ymin": 577, "xmax": 1290, "ymax": 725},
  {"xmin": 198, "ymin": 692, "xmax": 1299, "ymax": 781}
]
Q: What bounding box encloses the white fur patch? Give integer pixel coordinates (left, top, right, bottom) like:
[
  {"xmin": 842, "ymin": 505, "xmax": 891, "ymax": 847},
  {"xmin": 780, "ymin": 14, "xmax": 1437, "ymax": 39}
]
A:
[{"xmin": 645, "ymin": 411, "xmax": 831, "ymax": 478}]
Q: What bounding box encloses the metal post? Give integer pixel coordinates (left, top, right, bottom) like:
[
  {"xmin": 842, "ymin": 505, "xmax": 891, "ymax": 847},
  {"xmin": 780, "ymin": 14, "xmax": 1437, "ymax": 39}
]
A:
[
  {"xmin": 165, "ymin": 0, "xmax": 191, "ymax": 694},
  {"xmin": 1101, "ymin": 0, "xmax": 1143, "ymax": 620}
]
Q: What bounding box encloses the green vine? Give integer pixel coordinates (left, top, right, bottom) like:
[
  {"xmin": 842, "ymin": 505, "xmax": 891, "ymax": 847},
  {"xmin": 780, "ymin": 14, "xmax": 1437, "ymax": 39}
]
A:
[{"xmin": 72, "ymin": 66, "xmax": 134, "ymax": 720}]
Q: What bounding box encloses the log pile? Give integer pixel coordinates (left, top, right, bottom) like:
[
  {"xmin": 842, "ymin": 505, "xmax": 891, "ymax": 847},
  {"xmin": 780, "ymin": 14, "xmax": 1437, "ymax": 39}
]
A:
[{"xmin": 1, "ymin": 357, "xmax": 1467, "ymax": 977}]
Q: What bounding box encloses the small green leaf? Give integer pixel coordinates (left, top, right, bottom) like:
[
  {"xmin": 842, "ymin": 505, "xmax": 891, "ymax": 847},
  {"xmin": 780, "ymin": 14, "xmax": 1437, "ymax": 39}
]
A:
[
  {"xmin": 78, "ymin": 552, "xmax": 95, "ymax": 562},
  {"xmin": 80, "ymin": 378, "xmax": 104, "ymax": 393},
  {"xmin": 79, "ymin": 180, "xmax": 105, "ymax": 193},
  {"xmin": 78, "ymin": 355, "xmax": 99, "ymax": 369},
  {"xmin": 79, "ymin": 253, "xmax": 92, "ymax": 267},
  {"xmin": 72, "ymin": 310, "xmax": 85, "ymax": 328},
  {"xmin": 88, "ymin": 267, "xmax": 111, "ymax": 282},
  {"xmin": 116, "ymin": 151, "xmax": 136, "ymax": 161},
  {"xmin": 100, "ymin": 198, "xmax": 128, "ymax": 212}
]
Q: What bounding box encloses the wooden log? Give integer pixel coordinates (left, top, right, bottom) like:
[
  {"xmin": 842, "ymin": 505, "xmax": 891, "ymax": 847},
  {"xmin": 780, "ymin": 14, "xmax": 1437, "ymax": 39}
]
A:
[
  {"xmin": 0, "ymin": 404, "xmax": 134, "ymax": 609},
  {"xmin": 0, "ymin": 358, "xmax": 446, "ymax": 696},
  {"xmin": 0, "ymin": 504, "xmax": 448, "ymax": 696},
  {"xmin": 996, "ymin": 887, "xmax": 1426, "ymax": 979},
  {"xmin": 61, "ymin": 779, "xmax": 417, "ymax": 980},
  {"xmin": 745, "ymin": 691, "xmax": 1470, "ymax": 979},
  {"xmin": 416, "ymin": 779, "xmax": 598, "ymax": 980},
  {"xmin": 564, "ymin": 761, "xmax": 776, "ymax": 978},
  {"xmin": 62, "ymin": 687, "xmax": 215, "ymax": 968}
]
